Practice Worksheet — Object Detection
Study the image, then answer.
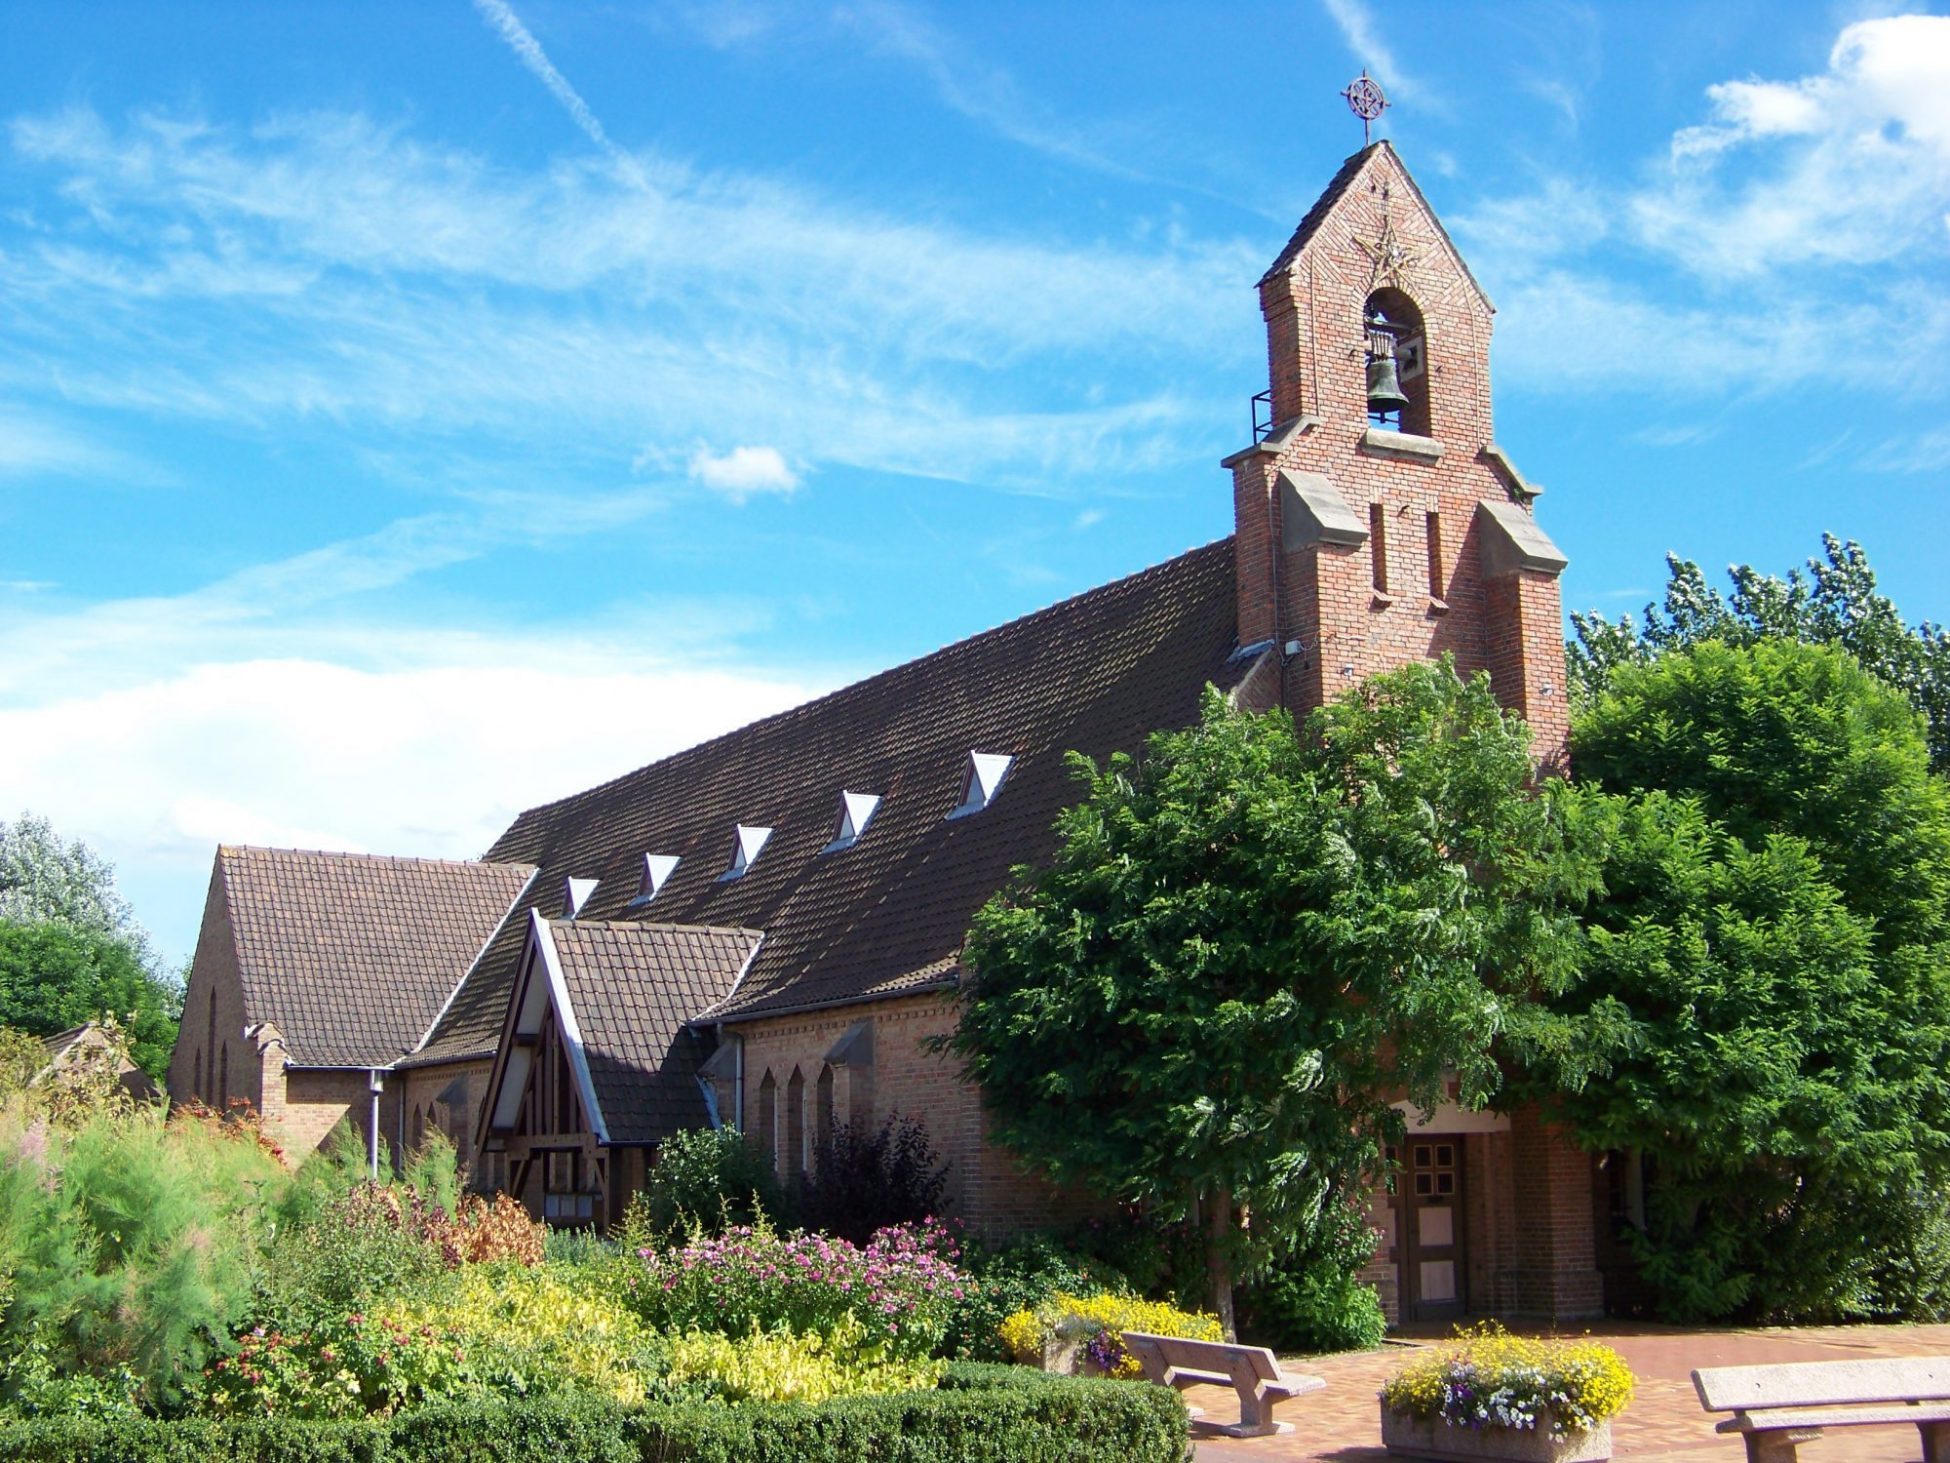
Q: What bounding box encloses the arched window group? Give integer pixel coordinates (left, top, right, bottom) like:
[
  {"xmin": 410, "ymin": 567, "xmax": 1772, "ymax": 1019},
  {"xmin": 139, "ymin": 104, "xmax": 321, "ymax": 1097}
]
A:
[{"xmin": 746, "ymin": 1019, "xmax": 875, "ymax": 1185}]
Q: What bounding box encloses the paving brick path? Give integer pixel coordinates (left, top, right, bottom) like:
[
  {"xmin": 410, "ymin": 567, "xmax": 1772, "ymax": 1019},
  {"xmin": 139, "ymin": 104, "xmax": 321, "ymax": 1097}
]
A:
[{"xmin": 1187, "ymin": 1322, "xmax": 1950, "ymax": 1461}]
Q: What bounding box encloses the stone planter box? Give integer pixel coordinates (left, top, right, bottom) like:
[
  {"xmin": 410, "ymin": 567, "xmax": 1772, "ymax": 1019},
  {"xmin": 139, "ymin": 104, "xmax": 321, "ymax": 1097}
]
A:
[
  {"xmin": 1381, "ymin": 1407, "xmax": 1613, "ymax": 1462},
  {"xmin": 1031, "ymin": 1337, "xmax": 1079, "ymax": 1374}
]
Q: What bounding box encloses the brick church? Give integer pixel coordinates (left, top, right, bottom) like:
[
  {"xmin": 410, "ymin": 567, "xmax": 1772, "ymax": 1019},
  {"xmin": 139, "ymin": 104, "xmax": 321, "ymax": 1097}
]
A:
[{"xmin": 168, "ymin": 140, "xmax": 1605, "ymax": 1322}]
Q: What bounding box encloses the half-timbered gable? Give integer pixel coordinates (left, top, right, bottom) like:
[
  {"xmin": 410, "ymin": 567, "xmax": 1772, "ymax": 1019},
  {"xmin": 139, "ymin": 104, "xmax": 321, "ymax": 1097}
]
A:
[{"xmin": 478, "ymin": 913, "xmax": 760, "ymax": 1223}]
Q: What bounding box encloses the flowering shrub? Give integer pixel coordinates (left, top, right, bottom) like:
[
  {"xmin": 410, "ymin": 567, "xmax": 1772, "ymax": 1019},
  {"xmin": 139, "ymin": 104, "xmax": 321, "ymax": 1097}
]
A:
[
  {"xmin": 999, "ymin": 1292, "xmax": 1221, "ymax": 1378},
  {"xmin": 943, "ymin": 1230, "xmax": 1130, "ymax": 1362},
  {"xmin": 376, "ymin": 1265, "xmax": 663, "ymax": 1404},
  {"xmin": 206, "ymin": 1264, "xmax": 663, "ymax": 1417},
  {"xmin": 200, "ymin": 1312, "xmax": 469, "ymax": 1418},
  {"xmin": 667, "ymin": 1313, "xmax": 945, "ymax": 1404},
  {"xmin": 629, "ymin": 1218, "xmax": 967, "ymax": 1359},
  {"xmin": 1380, "ymin": 1325, "xmax": 1636, "ymax": 1437}
]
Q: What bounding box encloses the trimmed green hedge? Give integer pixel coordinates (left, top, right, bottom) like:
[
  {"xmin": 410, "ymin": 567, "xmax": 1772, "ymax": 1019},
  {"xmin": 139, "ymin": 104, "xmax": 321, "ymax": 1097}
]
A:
[{"xmin": 0, "ymin": 1364, "xmax": 1190, "ymax": 1463}]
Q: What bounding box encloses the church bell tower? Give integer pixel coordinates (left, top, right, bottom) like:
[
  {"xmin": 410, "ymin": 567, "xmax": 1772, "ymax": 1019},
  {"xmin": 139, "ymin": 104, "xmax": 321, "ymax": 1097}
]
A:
[{"xmin": 1227, "ymin": 140, "xmax": 1570, "ymax": 771}]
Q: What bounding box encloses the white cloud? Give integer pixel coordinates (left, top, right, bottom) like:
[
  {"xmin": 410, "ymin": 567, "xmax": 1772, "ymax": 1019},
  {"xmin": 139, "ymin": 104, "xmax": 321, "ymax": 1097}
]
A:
[
  {"xmin": 832, "ymin": 1, "xmax": 1262, "ymax": 211},
  {"xmin": 0, "ymin": 504, "xmax": 844, "ymax": 961},
  {"xmin": 1453, "ymin": 15, "xmax": 1950, "ymax": 399},
  {"xmin": 469, "ymin": 0, "xmax": 648, "ymax": 189},
  {"xmin": 1863, "ymin": 425, "xmax": 1950, "ymax": 475},
  {"xmin": 0, "ymin": 650, "xmax": 828, "ymax": 962},
  {"xmin": 688, "ymin": 444, "xmax": 801, "ymax": 501},
  {"xmin": 0, "ymin": 406, "xmax": 145, "ymax": 479},
  {"xmin": 1320, "ymin": 0, "xmax": 1437, "ymax": 112},
  {"xmin": 1642, "ymin": 14, "xmax": 1950, "ymax": 276},
  {"xmin": 1, "ymin": 107, "xmax": 1254, "ymax": 489}
]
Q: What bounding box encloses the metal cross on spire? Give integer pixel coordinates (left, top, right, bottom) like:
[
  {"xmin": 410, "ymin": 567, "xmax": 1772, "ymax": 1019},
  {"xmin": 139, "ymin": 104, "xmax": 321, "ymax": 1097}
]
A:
[{"xmin": 1342, "ymin": 70, "xmax": 1388, "ymax": 146}]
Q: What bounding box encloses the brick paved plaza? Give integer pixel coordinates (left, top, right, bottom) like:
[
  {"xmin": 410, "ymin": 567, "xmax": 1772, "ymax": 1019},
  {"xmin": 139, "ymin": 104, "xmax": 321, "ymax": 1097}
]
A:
[{"xmin": 1189, "ymin": 1323, "xmax": 1950, "ymax": 1461}]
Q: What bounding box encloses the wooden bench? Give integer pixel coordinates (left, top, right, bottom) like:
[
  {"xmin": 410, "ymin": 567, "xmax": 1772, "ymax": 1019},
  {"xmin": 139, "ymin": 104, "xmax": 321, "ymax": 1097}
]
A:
[
  {"xmin": 1692, "ymin": 1356, "xmax": 1950, "ymax": 1462},
  {"xmin": 1122, "ymin": 1330, "xmax": 1325, "ymax": 1438}
]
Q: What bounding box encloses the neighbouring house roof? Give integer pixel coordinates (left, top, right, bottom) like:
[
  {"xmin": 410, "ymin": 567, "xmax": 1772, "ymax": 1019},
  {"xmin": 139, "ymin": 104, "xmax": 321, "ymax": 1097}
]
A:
[
  {"xmin": 414, "ymin": 537, "xmax": 1252, "ymax": 1062},
  {"xmin": 39, "ymin": 1022, "xmax": 162, "ymax": 1102},
  {"xmin": 217, "ymin": 847, "xmax": 537, "ymax": 1067},
  {"xmin": 500, "ymin": 918, "xmax": 762, "ymax": 1145}
]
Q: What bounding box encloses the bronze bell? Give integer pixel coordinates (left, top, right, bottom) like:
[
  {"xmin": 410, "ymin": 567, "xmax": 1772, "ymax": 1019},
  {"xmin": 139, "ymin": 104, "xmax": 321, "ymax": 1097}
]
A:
[{"xmin": 1366, "ymin": 352, "xmax": 1410, "ymax": 419}]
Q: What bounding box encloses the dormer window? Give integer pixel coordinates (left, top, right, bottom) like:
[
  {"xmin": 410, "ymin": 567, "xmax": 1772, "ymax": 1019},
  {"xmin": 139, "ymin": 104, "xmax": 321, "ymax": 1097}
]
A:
[
  {"xmin": 562, "ymin": 877, "xmax": 599, "ymax": 918},
  {"xmin": 824, "ymin": 791, "xmax": 882, "ymax": 853},
  {"xmin": 720, "ymin": 824, "xmax": 773, "ymax": 880},
  {"xmin": 948, "ymin": 752, "xmax": 1014, "ymax": 819},
  {"xmin": 627, "ymin": 853, "xmax": 680, "ymax": 908}
]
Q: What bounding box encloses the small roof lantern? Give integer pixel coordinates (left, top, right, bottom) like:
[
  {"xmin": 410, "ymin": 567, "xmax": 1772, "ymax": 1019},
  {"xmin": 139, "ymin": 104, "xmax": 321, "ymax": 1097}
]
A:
[
  {"xmin": 720, "ymin": 824, "xmax": 774, "ymax": 880},
  {"xmin": 627, "ymin": 853, "xmax": 681, "ymax": 908},
  {"xmin": 562, "ymin": 877, "xmax": 599, "ymax": 918},
  {"xmin": 949, "ymin": 751, "xmax": 1015, "ymax": 818},
  {"xmin": 824, "ymin": 790, "xmax": 883, "ymax": 853}
]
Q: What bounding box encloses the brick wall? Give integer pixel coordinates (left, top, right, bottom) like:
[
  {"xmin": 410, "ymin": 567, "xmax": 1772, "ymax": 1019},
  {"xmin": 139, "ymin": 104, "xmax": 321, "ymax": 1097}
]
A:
[
  {"xmin": 273, "ymin": 1068, "xmax": 378, "ymax": 1157},
  {"xmin": 1496, "ymin": 1108, "xmax": 1604, "ymax": 1319},
  {"xmin": 166, "ymin": 857, "xmax": 258, "ymax": 1118},
  {"xmin": 728, "ymin": 990, "xmax": 1101, "ymax": 1235},
  {"xmin": 1231, "ymin": 146, "xmax": 1569, "ymax": 768},
  {"xmin": 402, "ymin": 1058, "xmax": 493, "ymax": 1176}
]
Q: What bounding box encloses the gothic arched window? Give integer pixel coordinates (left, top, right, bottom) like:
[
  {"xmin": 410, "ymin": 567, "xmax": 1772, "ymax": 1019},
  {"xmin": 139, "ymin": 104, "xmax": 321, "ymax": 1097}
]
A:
[
  {"xmin": 785, "ymin": 1069, "xmax": 806, "ymax": 1186},
  {"xmin": 757, "ymin": 1072, "xmax": 778, "ymax": 1172}
]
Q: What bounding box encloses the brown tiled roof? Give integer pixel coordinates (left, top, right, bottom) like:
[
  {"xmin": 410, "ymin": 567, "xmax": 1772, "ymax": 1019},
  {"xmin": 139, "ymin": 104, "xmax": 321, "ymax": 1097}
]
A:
[
  {"xmin": 414, "ymin": 537, "xmax": 1249, "ymax": 1058},
  {"xmin": 219, "ymin": 847, "xmax": 536, "ymax": 1067},
  {"xmin": 546, "ymin": 921, "xmax": 760, "ymax": 1144}
]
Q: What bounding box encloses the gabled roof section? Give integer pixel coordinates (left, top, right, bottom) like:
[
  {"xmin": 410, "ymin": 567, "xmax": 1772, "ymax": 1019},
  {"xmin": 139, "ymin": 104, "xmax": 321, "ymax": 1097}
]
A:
[
  {"xmin": 482, "ymin": 916, "xmax": 761, "ymax": 1147},
  {"xmin": 215, "ymin": 847, "xmax": 536, "ymax": 1067},
  {"xmin": 1256, "ymin": 141, "xmax": 1494, "ymax": 313},
  {"xmin": 563, "ymin": 877, "xmax": 599, "ymax": 918},
  {"xmin": 409, "ymin": 539, "xmax": 1246, "ymax": 1044}
]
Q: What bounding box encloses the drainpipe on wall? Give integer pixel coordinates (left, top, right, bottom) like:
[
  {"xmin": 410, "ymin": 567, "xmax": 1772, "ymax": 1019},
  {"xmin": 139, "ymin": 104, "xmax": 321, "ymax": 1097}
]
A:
[{"xmin": 367, "ymin": 1069, "xmax": 384, "ymax": 1179}]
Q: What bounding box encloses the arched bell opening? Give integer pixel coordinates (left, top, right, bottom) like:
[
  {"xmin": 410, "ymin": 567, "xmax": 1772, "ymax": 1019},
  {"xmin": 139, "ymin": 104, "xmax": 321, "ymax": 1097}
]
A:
[{"xmin": 1363, "ymin": 287, "xmax": 1430, "ymax": 438}]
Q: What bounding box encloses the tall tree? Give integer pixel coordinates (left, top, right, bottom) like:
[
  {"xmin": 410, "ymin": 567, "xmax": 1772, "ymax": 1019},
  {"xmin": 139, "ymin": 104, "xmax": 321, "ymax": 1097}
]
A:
[
  {"xmin": 0, "ymin": 813, "xmax": 179, "ymax": 1077},
  {"xmin": 0, "ymin": 812, "xmax": 149, "ymax": 958},
  {"xmin": 1573, "ymin": 640, "xmax": 1950, "ymax": 954},
  {"xmin": 1520, "ymin": 640, "xmax": 1950, "ymax": 1321},
  {"xmin": 948, "ymin": 664, "xmax": 1589, "ymax": 1335},
  {"xmin": 1568, "ymin": 535, "xmax": 1950, "ymax": 772},
  {"xmin": 0, "ymin": 921, "xmax": 180, "ymax": 1080}
]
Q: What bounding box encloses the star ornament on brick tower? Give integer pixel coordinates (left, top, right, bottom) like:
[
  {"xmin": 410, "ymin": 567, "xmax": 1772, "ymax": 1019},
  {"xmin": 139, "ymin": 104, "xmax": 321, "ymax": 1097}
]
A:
[{"xmin": 1356, "ymin": 216, "xmax": 1421, "ymax": 295}]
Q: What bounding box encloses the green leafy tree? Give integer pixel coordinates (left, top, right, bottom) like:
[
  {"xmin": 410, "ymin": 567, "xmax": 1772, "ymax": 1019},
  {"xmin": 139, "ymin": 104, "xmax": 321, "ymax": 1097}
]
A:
[
  {"xmin": 1568, "ymin": 535, "xmax": 1950, "ymax": 771},
  {"xmin": 948, "ymin": 664, "xmax": 1590, "ymax": 1336},
  {"xmin": 0, "ymin": 922, "xmax": 180, "ymax": 1081},
  {"xmin": 1523, "ymin": 640, "xmax": 1950, "ymax": 1320},
  {"xmin": 1572, "ymin": 639, "xmax": 1950, "ymax": 954},
  {"xmin": 0, "ymin": 814, "xmax": 146, "ymax": 955}
]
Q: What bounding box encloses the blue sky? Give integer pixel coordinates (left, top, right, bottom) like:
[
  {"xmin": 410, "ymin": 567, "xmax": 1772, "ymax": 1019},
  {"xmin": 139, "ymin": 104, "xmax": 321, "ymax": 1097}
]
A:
[{"xmin": 2, "ymin": 0, "xmax": 1947, "ymax": 966}]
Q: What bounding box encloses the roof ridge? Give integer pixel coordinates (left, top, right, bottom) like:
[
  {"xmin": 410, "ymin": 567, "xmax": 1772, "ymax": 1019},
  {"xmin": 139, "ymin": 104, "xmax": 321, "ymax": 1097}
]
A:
[
  {"xmin": 554, "ymin": 919, "xmax": 765, "ymax": 939},
  {"xmin": 223, "ymin": 846, "xmax": 536, "ymax": 874},
  {"xmin": 491, "ymin": 537, "xmax": 1234, "ymax": 842}
]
